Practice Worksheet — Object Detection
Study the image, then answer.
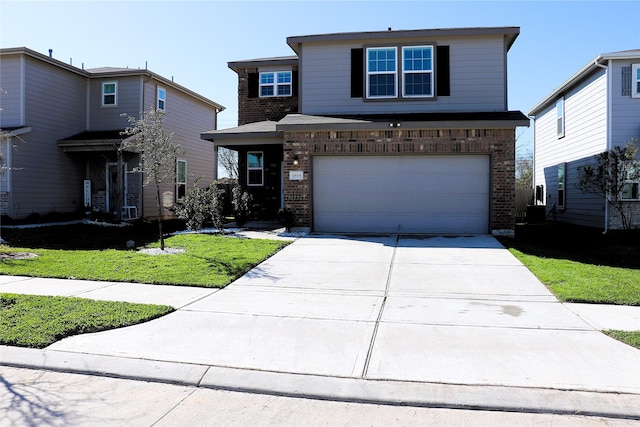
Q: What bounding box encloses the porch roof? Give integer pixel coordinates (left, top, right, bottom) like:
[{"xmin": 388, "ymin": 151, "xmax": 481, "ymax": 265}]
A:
[
  {"xmin": 276, "ymin": 112, "xmax": 530, "ymax": 131},
  {"xmin": 200, "ymin": 120, "xmax": 283, "ymax": 143},
  {"xmin": 57, "ymin": 130, "xmax": 134, "ymax": 152}
]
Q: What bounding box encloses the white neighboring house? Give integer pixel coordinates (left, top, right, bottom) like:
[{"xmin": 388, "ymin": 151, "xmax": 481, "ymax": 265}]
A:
[{"xmin": 529, "ymin": 49, "xmax": 640, "ymax": 230}]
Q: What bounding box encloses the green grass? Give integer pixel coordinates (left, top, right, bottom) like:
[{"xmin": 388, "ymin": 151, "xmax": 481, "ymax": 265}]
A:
[
  {"xmin": 603, "ymin": 330, "xmax": 640, "ymax": 349},
  {"xmin": 0, "ymin": 293, "xmax": 173, "ymax": 348},
  {"xmin": 0, "ymin": 233, "xmax": 289, "ymax": 287},
  {"xmin": 507, "ymin": 247, "xmax": 640, "ymax": 305}
]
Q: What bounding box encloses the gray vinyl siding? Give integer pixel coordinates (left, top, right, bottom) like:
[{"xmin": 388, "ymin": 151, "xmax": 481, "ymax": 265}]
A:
[
  {"xmin": 533, "ymin": 69, "xmax": 607, "ymax": 228},
  {"xmin": 10, "ymin": 56, "xmax": 87, "ymax": 217},
  {"xmin": 88, "ymin": 76, "xmax": 141, "ymax": 130},
  {"xmin": 610, "ymin": 60, "xmax": 640, "ymax": 147},
  {"xmin": 0, "ymin": 54, "xmax": 24, "ymax": 126},
  {"xmin": 300, "ymin": 35, "xmax": 507, "ymax": 115},
  {"xmin": 139, "ymin": 79, "xmax": 218, "ymax": 219}
]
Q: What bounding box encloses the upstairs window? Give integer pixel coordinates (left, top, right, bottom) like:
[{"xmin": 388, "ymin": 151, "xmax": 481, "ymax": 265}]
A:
[
  {"xmin": 247, "ymin": 151, "xmax": 264, "ymax": 186},
  {"xmin": 102, "ymin": 82, "xmax": 117, "ymax": 106},
  {"xmin": 556, "ymin": 97, "xmax": 565, "ymax": 138},
  {"xmin": 366, "ymin": 47, "xmax": 397, "ymax": 98},
  {"xmin": 176, "ymin": 159, "xmax": 186, "ymax": 200},
  {"xmin": 402, "ymin": 46, "xmax": 434, "ymax": 97},
  {"xmin": 632, "ymin": 64, "xmax": 640, "ymax": 98},
  {"xmin": 157, "ymin": 87, "xmax": 166, "ymax": 111},
  {"xmin": 259, "ymin": 71, "xmax": 292, "ymax": 97}
]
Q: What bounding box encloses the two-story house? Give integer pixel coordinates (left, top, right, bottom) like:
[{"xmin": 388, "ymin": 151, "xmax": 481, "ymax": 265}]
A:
[
  {"xmin": 0, "ymin": 47, "xmax": 224, "ymax": 221},
  {"xmin": 529, "ymin": 49, "xmax": 640, "ymax": 230},
  {"xmin": 202, "ymin": 27, "xmax": 529, "ymax": 235}
]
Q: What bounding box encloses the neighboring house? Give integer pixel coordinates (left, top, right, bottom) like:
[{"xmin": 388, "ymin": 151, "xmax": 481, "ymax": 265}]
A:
[
  {"xmin": 0, "ymin": 47, "xmax": 224, "ymax": 221},
  {"xmin": 529, "ymin": 49, "xmax": 640, "ymax": 230},
  {"xmin": 202, "ymin": 27, "xmax": 529, "ymax": 235}
]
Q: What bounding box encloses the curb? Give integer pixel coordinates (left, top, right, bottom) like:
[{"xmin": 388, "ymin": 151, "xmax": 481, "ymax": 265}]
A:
[{"xmin": 2, "ymin": 346, "xmax": 639, "ymax": 421}]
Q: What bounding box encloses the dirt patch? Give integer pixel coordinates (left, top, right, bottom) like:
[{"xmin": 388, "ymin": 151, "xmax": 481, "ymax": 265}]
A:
[{"xmin": 0, "ymin": 252, "xmax": 38, "ymax": 261}]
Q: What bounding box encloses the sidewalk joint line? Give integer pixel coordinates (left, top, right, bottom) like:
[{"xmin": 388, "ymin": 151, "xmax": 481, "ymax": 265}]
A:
[{"xmin": 362, "ymin": 234, "xmax": 399, "ymax": 378}]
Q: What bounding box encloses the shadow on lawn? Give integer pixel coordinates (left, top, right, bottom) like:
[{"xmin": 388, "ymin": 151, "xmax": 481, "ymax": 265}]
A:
[
  {"xmin": 498, "ymin": 222, "xmax": 640, "ymax": 270},
  {"xmin": 0, "ymin": 220, "xmax": 185, "ymax": 250}
]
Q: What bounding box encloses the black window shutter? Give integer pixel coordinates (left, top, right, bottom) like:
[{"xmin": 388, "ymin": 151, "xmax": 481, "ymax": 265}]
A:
[
  {"xmin": 248, "ymin": 72, "xmax": 259, "ymax": 98},
  {"xmin": 292, "ymin": 70, "xmax": 299, "ymax": 96},
  {"xmin": 351, "ymin": 48, "xmax": 364, "ymax": 98},
  {"xmin": 621, "ymin": 66, "xmax": 631, "ymax": 96},
  {"xmin": 436, "ymin": 46, "xmax": 450, "ymax": 97}
]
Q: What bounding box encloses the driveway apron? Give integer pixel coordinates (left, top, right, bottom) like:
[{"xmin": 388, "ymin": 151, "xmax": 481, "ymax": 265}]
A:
[{"xmin": 47, "ymin": 235, "xmax": 640, "ymax": 394}]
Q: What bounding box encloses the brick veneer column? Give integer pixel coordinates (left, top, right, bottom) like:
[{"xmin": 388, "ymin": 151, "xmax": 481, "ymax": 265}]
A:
[{"xmin": 282, "ymin": 128, "xmax": 516, "ymax": 233}]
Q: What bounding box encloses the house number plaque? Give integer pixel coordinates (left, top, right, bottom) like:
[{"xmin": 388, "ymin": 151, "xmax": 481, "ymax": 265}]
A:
[{"xmin": 289, "ymin": 170, "xmax": 304, "ymax": 180}]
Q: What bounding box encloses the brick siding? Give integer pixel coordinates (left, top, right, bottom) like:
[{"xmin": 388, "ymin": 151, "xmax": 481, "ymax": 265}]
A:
[
  {"xmin": 282, "ymin": 128, "xmax": 516, "ymax": 233},
  {"xmin": 236, "ymin": 67, "xmax": 299, "ymax": 125}
]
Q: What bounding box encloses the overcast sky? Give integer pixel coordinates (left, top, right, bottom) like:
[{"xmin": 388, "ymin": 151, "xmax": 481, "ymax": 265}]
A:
[{"xmin": 2, "ymin": 0, "xmax": 640, "ymax": 156}]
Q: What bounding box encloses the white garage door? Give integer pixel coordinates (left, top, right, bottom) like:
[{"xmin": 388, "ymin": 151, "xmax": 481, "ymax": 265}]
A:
[{"xmin": 313, "ymin": 155, "xmax": 490, "ymax": 234}]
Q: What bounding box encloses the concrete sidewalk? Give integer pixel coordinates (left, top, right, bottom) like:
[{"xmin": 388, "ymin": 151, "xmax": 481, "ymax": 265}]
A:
[{"xmin": 0, "ymin": 234, "xmax": 639, "ymax": 420}]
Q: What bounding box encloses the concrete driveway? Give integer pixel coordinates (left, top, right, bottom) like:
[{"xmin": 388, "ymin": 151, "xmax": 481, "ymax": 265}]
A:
[{"xmin": 2, "ymin": 234, "xmax": 639, "ymax": 417}]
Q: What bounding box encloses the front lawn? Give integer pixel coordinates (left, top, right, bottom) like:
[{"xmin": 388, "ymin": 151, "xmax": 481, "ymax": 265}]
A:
[
  {"xmin": 507, "ymin": 247, "xmax": 640, "ymax": 305},
  {"xmin": 500, "ymin": 224, "xmax": 640, "ymax": 306},
  {"xmin": 0, "ymin": 228, "xmax": 289, "ymax": 287},
  {"xmin": 0, "ymin": 293, "xmax": 173, "ymax": 348}
]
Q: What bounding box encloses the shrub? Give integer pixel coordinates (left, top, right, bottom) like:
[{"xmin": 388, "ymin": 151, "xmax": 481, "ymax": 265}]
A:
[
  {"xmin": 232, "ymin": 185, "xmax": 253, "ymax": 227},
  {"xmin": 174, "ymin": 179, "xmax": 224, "ymax": 231}
]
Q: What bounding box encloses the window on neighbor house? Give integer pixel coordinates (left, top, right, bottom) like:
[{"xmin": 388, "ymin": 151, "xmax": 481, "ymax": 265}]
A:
[
  {"xmin": 176, "ymin": 160, "xmax": 187, "ymax": 200},
  {"xmin": 557, "ymin": 163, "xmax": 566, "ymax": 210},
  {"xmin": 632, "ymin": 64, "xmax": 640, "ymax": 98},
  {"xmin": 556, "ymin": 97, "xmax": 565, "ymax": 138},
  {"xmin": 621, "ymin": 167, "xmax": 639, "ymax": 200},
  {"xmin": 402, "ymin": 46, "xmax": 434, "ymax": 97},
  {"xmin": 366, "ymin": 47, "xmax": 397, "ymax": 98},
  {"xmin": 259, "ymin": 71, "xmax": 292, "ymax": 97},
  {"xmin": 157, "ymin": 87, "xmax": 166, "ymax": 111},
  {"xmin": 102, "ymin": 82, "xmax": 117, "ymax": 106},
  {"xmin": 247, "ymin": 151, "xmax": 264, "ymax": 186}
]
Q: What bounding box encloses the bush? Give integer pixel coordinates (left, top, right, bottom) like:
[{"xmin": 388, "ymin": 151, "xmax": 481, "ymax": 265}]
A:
[
  {"xmin": 174, "ymin": 179, "xmax": 224, "ymax": 231},
  {"xmin": 232, "ymin": 185, "xmax": 253, "ymax": 227}
]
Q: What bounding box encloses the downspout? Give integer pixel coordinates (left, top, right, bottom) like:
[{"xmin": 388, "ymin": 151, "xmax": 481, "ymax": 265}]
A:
[{"xmin": 594, "ymin": 58, "xmax": 610, "ymax": 234}]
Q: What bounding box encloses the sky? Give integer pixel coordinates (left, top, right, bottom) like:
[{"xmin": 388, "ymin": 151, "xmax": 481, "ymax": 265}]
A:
[{"xmin": 1, "ymin": 0, "xmax": 640, "ymax": 158}]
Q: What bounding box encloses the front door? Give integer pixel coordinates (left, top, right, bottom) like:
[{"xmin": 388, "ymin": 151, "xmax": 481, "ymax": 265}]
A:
[{"xmin": 106, "ymin": 162, "xmax": 127, "ymax": 216}]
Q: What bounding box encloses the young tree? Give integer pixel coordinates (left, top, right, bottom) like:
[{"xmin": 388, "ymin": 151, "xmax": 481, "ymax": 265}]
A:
[
  {"xmin": 121, "ymin": 109, "xmax": 184, "ymax": 249},
  {"xmin": 515, "ymin": 154, "xmax": 533, "ymax": 190},
  {"xmin": 218, "ymin": 147, "xmax": 238, "ymax": 179},
  {"xmin": 577, "ymin": 139, "xmax": 640, "ymax": 230}
]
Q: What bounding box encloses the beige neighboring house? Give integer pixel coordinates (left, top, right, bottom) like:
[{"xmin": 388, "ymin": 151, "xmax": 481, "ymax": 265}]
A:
[{"xmin": 0, "ymin": 47, "xmax": 224, "ymax": 221}]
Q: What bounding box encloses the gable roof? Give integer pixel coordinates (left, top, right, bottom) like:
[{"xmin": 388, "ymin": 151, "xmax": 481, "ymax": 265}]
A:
[
  {"xmin": 528, "ymin": 49, "xmax": 640, "ymax": 116},
  {"xmin": 0, "ymin": 47, "xmax": 225, "ymax": 112},
  {"xmin": 287, "ymin": 26, "xmax": 520, "ymax": 54}
]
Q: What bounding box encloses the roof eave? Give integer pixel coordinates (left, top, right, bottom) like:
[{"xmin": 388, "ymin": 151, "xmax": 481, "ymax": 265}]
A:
[
  {"xmin": 286, "ymin": 26, "xmax": 520, "ymax": 54},
  {"xmin": 528, "ymin": 54, "xmax": 604, "ymax": 117}
]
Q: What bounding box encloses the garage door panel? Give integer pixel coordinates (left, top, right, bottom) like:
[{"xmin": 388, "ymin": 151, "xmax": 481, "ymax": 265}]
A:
[{"xmin": 313, "ymin": 155, "xmax": 490, "ymax": 234}]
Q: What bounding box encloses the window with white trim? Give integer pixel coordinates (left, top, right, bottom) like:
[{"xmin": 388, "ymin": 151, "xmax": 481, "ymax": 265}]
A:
[
  {"xmin": 556, "ymin": 97, "xmax": 565, "ymax": 138},
  {"xmin": 157, "ymin": 87, "xmax": 166, "ymax": 111},
  {"xmin": 102, "ymin": 82, "xmax": 117, "ymax": 106},
  {"xmin": 366, "ymin": 47, "xmax": 397, "ymax": 98},
  {"xmin": 259, "ymin": 71, "xmax": 292, "ymax": 97},
  {"xmin": 621, "ymin": 166, "xmax": 639, "ymax": 200},
  {"xmin": 557, "ymin": 163, "xmax": 566, "ymax": 209},
  {"xmin": 247, "ymin": 151, "xmax": 264, "ymax": 186},
  {"xmin": 402, "ymin": 46, "xmax": 434, "ymax": 97},
  {"xmin": 632, "ymin": 64, "xmax": 640, "ymax": 98},
  {"xmin": 176, "ymin": 159, "xmax": 187, "ymax": 200}
]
